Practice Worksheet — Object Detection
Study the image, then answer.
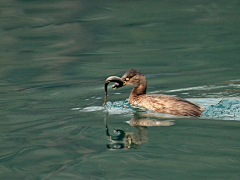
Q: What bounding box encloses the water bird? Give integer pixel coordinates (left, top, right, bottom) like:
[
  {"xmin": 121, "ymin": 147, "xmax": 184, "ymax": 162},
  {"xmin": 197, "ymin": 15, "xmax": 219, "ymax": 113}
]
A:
[{"xmin": 103, "ymin": 69, "xmax": 204, "ymax": 116}]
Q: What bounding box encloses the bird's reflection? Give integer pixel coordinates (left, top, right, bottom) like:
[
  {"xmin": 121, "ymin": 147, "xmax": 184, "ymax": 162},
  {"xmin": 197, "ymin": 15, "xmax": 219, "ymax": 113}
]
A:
[{"xmin": 105, "ymin": 112, "xmax": 174, "ymax": 150}]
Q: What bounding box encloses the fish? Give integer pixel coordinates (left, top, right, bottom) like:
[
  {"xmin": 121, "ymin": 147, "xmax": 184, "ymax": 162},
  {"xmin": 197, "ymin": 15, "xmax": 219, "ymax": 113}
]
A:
[{"xmin": 102, "ymin": 76, "xmax": 124, "ymax": 106}]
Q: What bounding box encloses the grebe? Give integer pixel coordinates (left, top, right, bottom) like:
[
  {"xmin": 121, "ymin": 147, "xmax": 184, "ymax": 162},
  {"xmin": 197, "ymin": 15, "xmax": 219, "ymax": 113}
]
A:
[{"xmin": 103, "ymin": 69, "xmax": 204, "ymax": 116}]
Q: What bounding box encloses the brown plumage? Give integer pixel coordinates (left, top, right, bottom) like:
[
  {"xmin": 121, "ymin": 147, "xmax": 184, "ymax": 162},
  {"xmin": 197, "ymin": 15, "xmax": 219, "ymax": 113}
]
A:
[{"xmin": 112, "ymin": 69, "xmax": 204, "ymax": 116}]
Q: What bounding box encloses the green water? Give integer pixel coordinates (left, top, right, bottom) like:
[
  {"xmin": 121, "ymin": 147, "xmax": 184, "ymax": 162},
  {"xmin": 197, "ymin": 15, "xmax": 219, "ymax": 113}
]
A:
[{"xmin": 1, "ymin": 0, "xmax": 240, "ymax": 179}]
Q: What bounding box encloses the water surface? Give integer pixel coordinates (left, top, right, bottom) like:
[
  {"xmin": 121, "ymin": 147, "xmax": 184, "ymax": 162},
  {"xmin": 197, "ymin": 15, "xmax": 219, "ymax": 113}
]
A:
[{"xmin": 1, "ymin": 0, "xmax": 240, "ymax": 179}]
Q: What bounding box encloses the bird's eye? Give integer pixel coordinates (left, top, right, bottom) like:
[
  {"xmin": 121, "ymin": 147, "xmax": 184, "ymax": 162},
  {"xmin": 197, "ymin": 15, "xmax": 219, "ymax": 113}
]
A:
[{"xmin": 126, "ymin": 78, "xmax": 130, "ymax": 81}]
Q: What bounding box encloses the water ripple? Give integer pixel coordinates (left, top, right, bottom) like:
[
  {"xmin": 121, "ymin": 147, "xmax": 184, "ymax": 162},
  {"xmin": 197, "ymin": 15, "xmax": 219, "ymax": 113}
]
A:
[
  {"xmin": 76, "ymin": 100, "xmax": 134, "ymax": 116},
  {"xmin": 77, "ymin": 98, "xmax": 240, "ymax": 120},
  {"xmin": 203, "ymin": 99, "xmax": 240, "ymax": 120}
]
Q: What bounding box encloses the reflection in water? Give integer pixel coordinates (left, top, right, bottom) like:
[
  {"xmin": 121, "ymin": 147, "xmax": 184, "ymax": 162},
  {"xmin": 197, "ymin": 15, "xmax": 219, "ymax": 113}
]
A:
[{"xmin": 105, "ymin": 112, "xmax": 174, "ymax": 150}]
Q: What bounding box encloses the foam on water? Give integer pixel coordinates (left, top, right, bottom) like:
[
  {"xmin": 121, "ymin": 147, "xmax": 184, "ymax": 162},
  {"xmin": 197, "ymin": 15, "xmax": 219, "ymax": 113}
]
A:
[
  {"xmin": 203, "ymin": 99, "xmax": 240, "ymax": 120},
  {"xmin": 74, "ymin": 98, "xmax": 240, "ymax": 120},
  {"xmin": 103, "ymin": 100, "xmax": 134, "ymax": 115},
  {"xmin": 73, "ymin": 100, "xmax": 134, "ymax": 115},
  {"xmin": 79, "ymin": 106, "xmax": 105, "ymax": 112}
]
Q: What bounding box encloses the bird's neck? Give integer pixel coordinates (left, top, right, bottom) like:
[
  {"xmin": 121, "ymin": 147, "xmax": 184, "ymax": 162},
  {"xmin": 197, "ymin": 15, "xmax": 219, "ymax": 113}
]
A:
[{"xmin": 129, "ymin": 75, "xmax": 147, "ymax": 100}]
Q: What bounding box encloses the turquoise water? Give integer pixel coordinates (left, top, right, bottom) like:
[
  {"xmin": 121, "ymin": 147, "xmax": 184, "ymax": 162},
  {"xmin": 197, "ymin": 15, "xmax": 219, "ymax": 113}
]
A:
[{"xmin": 1, "ymin": 0, "xmax": 240, "ymax": 179}]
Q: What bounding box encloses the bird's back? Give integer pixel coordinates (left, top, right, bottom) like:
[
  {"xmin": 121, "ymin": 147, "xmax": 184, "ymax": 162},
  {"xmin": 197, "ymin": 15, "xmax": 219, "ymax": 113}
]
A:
[{"xmin": 129, "ymin": 94, "xmax": 204, "ymax": 116}]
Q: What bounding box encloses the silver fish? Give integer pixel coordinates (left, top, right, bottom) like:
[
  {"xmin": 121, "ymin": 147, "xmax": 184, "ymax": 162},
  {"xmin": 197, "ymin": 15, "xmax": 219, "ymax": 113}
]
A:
[{"xmin": 102, "ymin": 76, "xmax": 124, "ymax": 106}]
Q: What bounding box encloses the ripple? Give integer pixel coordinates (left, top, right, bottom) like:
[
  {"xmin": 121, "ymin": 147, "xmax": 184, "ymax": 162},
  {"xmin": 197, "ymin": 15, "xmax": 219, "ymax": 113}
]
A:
[
  {"xmin": 103, "ymin": 100, "xmax": 134, "ymax": 115},
  {"xmin": 165, "ymin": 85, "xmax": 227, "ymax": 93},
  {"xmin": 80, "ymin": 106, "xmax": 105, "ymax": 112},
  {"xmin": 203, "ymin": 99, "xmax": 240, "ymax": 120},
  {"xmin": 76, "ymin": 98, "xmax": 240, "ymax": 120},
  {"xmin": 79, "ymin": 100, "xmax": 134, "ymax": 115}
]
